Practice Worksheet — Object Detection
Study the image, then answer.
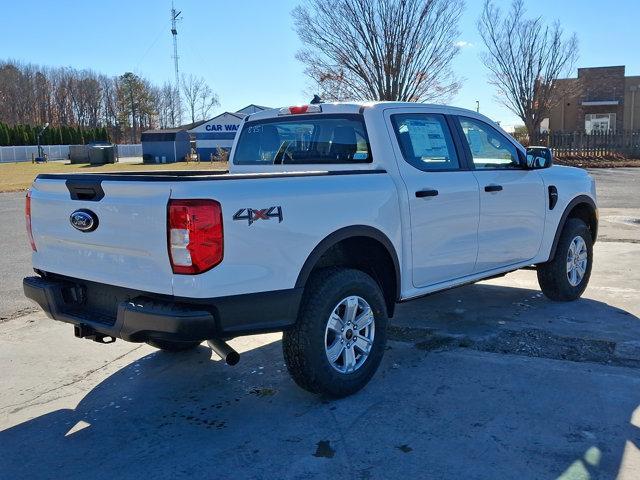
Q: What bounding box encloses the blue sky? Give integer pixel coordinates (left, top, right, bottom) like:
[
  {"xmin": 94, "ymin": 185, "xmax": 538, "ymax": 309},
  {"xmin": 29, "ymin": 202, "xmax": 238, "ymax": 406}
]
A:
[{"xmin": 2, "ymin": 0, "xmax": 638, "ymax": 126}]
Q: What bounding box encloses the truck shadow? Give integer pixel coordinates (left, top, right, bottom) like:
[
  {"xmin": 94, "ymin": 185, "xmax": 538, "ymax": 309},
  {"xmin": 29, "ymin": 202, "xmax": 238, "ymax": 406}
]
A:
[{"xmin": 1, "ymin": 283, "xmax": 639, "ymax": 480}]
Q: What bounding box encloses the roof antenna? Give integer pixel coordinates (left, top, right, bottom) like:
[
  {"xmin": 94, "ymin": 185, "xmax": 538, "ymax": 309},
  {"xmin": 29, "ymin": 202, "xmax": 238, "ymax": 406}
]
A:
[{"xmin": 310, "ymin": 95, "xmax": 323, "ymax": 104}]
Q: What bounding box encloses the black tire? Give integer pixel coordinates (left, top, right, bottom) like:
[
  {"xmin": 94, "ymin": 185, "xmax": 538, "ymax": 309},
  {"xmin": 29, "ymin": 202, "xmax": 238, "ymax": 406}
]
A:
[
  {"xmin": 537, "ymin": 218, "xmax": 593, "ymax": 301},
  {"xmin": 146, "ymin": 339, "xmax": 202, "ymax": 352},
  {"xmin": 283, "ymin": 267, "xmax": 388, "ymax": 398}
]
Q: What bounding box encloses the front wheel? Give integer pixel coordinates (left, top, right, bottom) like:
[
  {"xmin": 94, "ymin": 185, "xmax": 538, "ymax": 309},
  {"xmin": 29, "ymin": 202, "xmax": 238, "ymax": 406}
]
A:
[
  {"xmin": 283, "ymin": 268, "xmax": 388, "ymax": 398},
  {"xmin": 537, "ymin": 218, "xmax": 593, "ymax": 301}
]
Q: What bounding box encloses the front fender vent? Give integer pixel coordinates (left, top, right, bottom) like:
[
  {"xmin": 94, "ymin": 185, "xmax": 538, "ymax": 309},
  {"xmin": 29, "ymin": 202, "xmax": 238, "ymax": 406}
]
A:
[{"xmin": 548, "ymin": 185, "xmax": 558, "ymax": 210}]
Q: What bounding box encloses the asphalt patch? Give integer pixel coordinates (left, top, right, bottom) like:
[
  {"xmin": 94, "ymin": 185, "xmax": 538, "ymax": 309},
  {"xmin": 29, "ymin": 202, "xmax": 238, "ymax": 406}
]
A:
[
  {"xmin": 389, "ymin": 326, "xmax": 640, "ymax": 369},
  {"xmin": 313, "ymin": 440, "xmax": 335, "ymax": 458}
]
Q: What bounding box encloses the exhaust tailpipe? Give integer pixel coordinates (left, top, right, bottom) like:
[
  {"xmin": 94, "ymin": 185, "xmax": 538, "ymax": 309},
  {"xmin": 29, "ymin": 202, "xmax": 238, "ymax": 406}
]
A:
[{"xmin": 207, "ymin": 338, "xmax": 240, "ymax": 366}]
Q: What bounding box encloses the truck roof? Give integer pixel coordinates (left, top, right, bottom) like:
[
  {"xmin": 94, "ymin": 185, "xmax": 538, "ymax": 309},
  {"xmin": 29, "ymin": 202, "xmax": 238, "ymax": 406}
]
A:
[{"xmin": 246, "ymin": 101, "xmax": 485, "ymax": 122}]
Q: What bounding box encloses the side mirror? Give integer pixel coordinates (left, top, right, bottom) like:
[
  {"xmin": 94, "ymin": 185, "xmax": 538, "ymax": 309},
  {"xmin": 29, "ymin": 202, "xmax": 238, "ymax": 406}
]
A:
[{"xmin": 525, "ymin": 146, "xmax": 553, "ymax": 169}]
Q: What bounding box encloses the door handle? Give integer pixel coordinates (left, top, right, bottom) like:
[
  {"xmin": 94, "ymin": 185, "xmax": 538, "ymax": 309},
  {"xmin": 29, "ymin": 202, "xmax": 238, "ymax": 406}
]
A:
[
  {"xmin": 415, "ymin": 189, "xmax": 439, "ymax": 198},
  {"xmin": 484, "ymin": 184, "xmax": 503, "ymax": 192}
]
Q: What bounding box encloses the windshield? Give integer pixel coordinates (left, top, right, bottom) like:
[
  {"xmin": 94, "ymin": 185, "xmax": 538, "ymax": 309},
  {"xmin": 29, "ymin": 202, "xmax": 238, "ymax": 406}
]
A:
[{"xmin": 233, "ymin": 114, "xmax": 372, "ymax": 165}]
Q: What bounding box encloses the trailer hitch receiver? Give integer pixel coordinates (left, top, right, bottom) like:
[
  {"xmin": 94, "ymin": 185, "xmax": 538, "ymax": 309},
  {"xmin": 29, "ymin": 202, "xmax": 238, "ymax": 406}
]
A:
[{"xmin": 74, "ymin": 324, "xmax": 116, "ymax": 344}]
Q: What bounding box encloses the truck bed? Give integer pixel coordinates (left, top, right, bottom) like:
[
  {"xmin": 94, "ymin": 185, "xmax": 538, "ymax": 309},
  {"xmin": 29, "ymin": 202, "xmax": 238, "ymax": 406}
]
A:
[{"xmin": 28, "ymin": 168, "xmax": 397, "ymax": 300}]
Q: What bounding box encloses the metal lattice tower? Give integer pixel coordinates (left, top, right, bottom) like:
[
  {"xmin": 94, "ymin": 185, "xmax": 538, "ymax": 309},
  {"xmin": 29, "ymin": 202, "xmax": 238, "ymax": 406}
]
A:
[{"xmin": 171, "ymin": 2, "xmax": 182, "ymax": 89}]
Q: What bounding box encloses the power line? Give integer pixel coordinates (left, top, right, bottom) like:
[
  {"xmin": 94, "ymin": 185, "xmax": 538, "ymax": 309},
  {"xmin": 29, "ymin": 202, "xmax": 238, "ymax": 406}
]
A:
[{"xmin": 134, "ymin": 20, "xmax": 171, "ymax": 71}]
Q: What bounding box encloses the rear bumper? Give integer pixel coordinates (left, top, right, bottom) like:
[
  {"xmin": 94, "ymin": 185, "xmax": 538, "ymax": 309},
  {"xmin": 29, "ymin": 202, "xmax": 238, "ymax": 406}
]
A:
[{"xmin": 23, "ymin": 274, "xmax": 302, "ymax": 343}]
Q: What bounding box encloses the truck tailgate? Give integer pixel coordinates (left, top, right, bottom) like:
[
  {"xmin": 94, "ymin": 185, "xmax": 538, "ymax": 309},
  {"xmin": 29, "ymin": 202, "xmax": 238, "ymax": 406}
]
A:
[{"xmin": 30, "ymin": 177, "xmax": 174, "ymax": 295}]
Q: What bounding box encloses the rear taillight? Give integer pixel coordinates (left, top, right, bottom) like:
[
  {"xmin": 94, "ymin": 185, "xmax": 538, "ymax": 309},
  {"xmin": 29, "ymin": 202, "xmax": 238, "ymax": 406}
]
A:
[
  {"xmin": 26, "ymin": 190, "xmax": 36, "ymax": 252},
  {"xmin": 167, "ymin": 199, "xmax": 223, "ymax": 274}
]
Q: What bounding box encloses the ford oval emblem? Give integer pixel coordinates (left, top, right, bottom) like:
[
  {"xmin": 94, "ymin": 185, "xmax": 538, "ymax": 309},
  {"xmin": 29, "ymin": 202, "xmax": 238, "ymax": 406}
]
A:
[{"xmin": 70, "ymin": 209, "xmax": 99, "ymax": 232}]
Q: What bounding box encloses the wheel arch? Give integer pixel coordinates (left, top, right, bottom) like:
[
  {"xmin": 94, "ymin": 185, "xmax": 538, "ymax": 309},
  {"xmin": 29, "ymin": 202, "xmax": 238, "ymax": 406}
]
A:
[
  {"xmin": 548, "ymin": 195, "xmax": 598, "ymax": 261},
  {"xmin": 294, "ymin": 226, "xmax": 401, "ymax": 317}
]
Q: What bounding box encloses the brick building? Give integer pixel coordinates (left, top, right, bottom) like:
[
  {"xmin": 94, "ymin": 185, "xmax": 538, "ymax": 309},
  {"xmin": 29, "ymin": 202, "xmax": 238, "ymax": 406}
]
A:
[{"xmin": 548, "ymin": 66, "xmax": 640, "ymax": 133}]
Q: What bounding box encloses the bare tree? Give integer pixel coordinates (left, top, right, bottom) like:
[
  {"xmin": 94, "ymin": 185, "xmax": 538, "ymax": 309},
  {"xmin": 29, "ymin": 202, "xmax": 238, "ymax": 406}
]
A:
[
  {"xmin": 181, "ymin": 74, "xmax": 203, "ymax": 126},
  {"xmin": 478, "ymin": 0, "xmax": 578, "ymax": 139},
  {"xmin": 181, "ymin": 74, "xmax": 219, "ymax": 126},
  {"xmin": 0, "ymin": 59, "xmax": 201, "ymax": 143},
  {"xmin": 158, "ymin": 82, "xmax": 182, "ymax": 128},
  {"xmin": 68, "ymin": 71, "xmax": 102, "ymax": 127},
  {"xmin": 101, "ymin": 75, "xmax": 121, "ymax": 142},
  {"xmin": 198, "ymin": 83, "xmax": 219, "ymax": 122},
  {"xmin": 292, "ymin": 0, "xmax": 464, "ymax": 103}
]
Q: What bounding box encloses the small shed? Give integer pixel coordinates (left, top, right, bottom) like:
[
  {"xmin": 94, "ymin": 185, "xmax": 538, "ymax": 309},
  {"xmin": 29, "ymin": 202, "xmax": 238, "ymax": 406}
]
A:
[
  {"xmin": 88, "ymin": 144, "xmax": 116, "ymax": 164},
  {"xmin": 141, "ymin": 128, "xmax": 190, "ymax": 163}
]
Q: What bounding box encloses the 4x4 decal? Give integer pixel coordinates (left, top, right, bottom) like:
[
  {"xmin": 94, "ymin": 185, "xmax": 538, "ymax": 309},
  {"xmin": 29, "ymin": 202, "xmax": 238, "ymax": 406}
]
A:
[{"xmin": 233, "ymin": 206, "xmax": 283, "ymax": 225}]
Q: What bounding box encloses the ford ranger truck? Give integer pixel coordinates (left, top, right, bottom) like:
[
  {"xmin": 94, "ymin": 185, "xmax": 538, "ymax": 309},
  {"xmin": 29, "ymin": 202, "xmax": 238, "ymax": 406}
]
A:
[{"xmin": 23, "ymin": 102, "xmax": 598, "ymax": 397}]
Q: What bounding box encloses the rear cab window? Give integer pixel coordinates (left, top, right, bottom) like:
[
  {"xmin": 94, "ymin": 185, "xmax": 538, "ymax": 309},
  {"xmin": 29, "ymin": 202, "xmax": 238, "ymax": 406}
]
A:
[{"xmin": 233, "ymin": 114, "xmax": 372, "ymax": 165}]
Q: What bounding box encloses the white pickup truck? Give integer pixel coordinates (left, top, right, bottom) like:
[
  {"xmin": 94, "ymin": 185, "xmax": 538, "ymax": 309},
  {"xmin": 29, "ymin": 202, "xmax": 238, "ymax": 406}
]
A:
[{"xmin": 24, "ymin": 102, "xmax": 597, "ymax": 397}]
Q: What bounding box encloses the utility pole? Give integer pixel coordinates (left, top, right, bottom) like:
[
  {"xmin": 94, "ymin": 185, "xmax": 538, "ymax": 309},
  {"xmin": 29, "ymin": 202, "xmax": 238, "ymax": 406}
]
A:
[{"xmin": 171, "ymin": 2, "xmax": 182, "ymax": 90}]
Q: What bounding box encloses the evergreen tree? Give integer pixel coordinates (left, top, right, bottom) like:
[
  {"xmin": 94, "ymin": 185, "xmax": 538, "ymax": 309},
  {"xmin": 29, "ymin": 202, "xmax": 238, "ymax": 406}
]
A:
[
  {"xmin": 11, "ymin": 125, "xmax": 23, "ymax": 146},
  {"xmin": 68, "ymin": 126, "xmax": 76, "ymax": 144},
  {"xmin": 60, "ymin": 125, "xmax": 71, "ymax": 145},
  {"xmin": 30, "ymin": 125, "xmax": 39, "ymax": 145},
  {"xmin": 76, "ymin": 126, "xmax": 84, "ymax": 145},
  {"xmin": 21, "ymin": 125, "xmax": 30, "ymax": 146},
  {"xmin": 56, "ymin": 126, "xmax": 64, "ymax": 145},
  {"xmin": 0, "ymin": 123, "xmax": 9, "ymax": 146}
]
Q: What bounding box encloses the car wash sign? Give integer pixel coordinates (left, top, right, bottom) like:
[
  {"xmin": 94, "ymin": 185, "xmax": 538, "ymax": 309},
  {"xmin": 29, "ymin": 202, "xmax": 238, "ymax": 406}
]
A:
[
  {"xmin": 189, "ymin": 111, "xmax": 247, "ymax": 150},
  {"xmin": 190, "ymin": 112, "xmax": 246, "ymax": 141},
  {"xmin": 205, "ymin": 123, "xmax": 239, "ymax": 132}
]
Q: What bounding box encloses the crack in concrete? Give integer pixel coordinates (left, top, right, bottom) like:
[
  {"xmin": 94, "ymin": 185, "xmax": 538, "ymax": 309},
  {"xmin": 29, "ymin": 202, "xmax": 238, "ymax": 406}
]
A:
[
  {"xmin": 1, "ymin": 344, "xmax": 144, "ymax": 414},
  {"xmin": 598, "ymin": 238, "xmax": 640, "ymax": 244},
  {"xmin": 0, "ymin": 307, "xmax": 39, "ymax": 323}
]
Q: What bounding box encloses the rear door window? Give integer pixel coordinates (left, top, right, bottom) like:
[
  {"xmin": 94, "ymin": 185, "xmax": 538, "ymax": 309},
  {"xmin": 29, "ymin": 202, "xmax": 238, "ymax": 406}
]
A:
[
  {"xmin": 391, "ymin": 114, "xmax": 460, "ymax": 171},
  {"xmin": 233, "ymin": 115, "xmax": 371, "ymax": 165}
]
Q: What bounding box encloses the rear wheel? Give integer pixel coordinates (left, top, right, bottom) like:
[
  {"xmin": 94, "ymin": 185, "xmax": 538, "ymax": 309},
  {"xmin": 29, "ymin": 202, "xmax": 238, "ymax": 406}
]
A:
[
  {"xmin": 283, "ymin": 268, "xmax": 388, "ymax": 398},
  {"xmin": 146, "ymin": 339, "xmax": 201, "ymax": 352},
  {"xmin": 537, "ymin": 218, "xmax": 593, "ymax": 301}
]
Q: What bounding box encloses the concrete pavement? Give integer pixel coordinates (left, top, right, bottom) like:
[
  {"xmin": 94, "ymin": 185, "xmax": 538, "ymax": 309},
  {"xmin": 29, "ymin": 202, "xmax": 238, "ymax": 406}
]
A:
[
  {"xmin": 0, "ymin": 192, "xmax": 38, "ymax": 320},
  {"xmin": 1, "ymin": 167, "xmax": 639, "ymax": 479},
  {"xmin": 1, "ymin": 315, "xmax": 639, "ymax": 479}
]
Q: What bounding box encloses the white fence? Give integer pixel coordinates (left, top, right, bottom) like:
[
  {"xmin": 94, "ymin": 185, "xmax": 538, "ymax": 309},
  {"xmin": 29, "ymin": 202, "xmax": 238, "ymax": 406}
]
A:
[
  {"xmin": 0, "ymin": 144, "xmax": 142, "ymax": 163},
  {"xmin": 116, "ymin": 144, "xmax": 143, "ymax": 158}
]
